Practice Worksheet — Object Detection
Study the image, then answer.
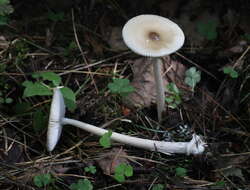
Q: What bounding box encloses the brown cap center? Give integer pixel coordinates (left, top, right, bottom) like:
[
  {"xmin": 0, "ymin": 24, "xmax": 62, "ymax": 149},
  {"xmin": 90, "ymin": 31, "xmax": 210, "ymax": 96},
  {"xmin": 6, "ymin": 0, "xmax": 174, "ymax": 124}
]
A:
[{"xmin": 148, "ymin": 32, "xmax": 160, "ymax": 41}]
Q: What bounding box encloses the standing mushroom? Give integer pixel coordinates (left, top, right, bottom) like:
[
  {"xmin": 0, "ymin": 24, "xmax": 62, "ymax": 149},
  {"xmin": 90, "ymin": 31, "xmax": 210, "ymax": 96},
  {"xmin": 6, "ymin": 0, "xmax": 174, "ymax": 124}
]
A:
[
  {"xmin": 122, "ymin": 14, "xmax": 185, "ymax": 122},
  {"xmin": 47, "ymin": 88, "xmax": 206, "ymax": 155}
]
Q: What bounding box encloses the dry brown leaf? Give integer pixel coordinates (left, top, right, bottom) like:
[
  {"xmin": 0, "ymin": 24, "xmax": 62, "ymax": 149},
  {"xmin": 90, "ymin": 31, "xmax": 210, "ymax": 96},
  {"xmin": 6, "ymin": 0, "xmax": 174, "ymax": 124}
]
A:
[
  {"xmin": 228, "ymin": 41, "xmax": 248, "ymax": 54},
  {"xmin": 85, "ymin": 33, "xmax": 104, "ymax": 56},
  {"xmin": 123, "ymin": 56, "xmax": 189, "ymax": 108},
  {"xmin": 0, "ymin": 36, "xmax": 9, "ymax": 49},
  {"xmin": 97, "ymin": 148, "xmax": 130, "ymax": 175},
  {"xmin": 105, "ymin": 27, "xmax": 128, "ymax": 51},
  {"xmin": 14, "ymin": 162, "xmax": 71, "ymax": 184}
]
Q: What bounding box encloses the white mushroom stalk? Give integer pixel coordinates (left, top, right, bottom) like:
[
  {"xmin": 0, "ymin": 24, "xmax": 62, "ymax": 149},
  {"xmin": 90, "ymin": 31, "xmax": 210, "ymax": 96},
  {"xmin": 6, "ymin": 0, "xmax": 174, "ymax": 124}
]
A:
[
  {"xmin": 47, "ymin": 88, "xmax": 206, "ymax": 155},
  {"xmin": 122, "ymin": 15, "xmax": 185, "ymax": 122}
]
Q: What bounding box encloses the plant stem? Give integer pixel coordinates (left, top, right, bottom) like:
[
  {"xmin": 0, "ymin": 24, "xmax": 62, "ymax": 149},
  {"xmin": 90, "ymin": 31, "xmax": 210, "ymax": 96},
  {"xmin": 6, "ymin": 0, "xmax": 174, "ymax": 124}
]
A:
[
  {"xmin": 152, "ymin": 58, "xmax": 165, "ymax": 122},
  {"xmin": 62, "ymin": 118, "xmax": 205, "ymax": 155}
]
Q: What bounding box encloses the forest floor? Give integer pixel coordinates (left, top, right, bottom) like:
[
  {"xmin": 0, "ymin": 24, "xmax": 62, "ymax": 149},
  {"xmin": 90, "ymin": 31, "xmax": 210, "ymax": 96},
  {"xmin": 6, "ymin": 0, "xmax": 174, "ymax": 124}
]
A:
[{"xmin": 0, "ymin": 0, "xmax": 250, "ymax": 189}]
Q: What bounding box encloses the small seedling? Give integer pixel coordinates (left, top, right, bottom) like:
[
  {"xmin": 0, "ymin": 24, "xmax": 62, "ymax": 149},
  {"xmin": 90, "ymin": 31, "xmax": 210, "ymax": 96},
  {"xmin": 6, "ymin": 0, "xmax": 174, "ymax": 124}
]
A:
[
  {"xmin": 70, "ymin": 179, "xmax": 93, "ymax": 190},
  {"xmin": 0, "ymin": 83, "xmax": 13, "ymax": 104},
  {"xmin": 22, "ymin": 71, "xmax": 76, "ymax": 111},
  {"xmin": 32, "ymin": 71, "xmax": 61, "ymax": 86},
  {"xmin": 213, "ymin": 180, "xmax": 225, "ymax": 187},
  {"xmin": 99, "ymin": 130, "xmax": 112, "ymax": 148},
  {"xmin": 175, "ymin": 167, "xmax": 187, "ymax": 177},
  {"xmin": 0, "ymin": 92, "xmax": 12, "ymax": 104},
  {"xmin": 244, "ymin": 33, "xmax": 250, "ymax": 41},
  {"xmin": 22, "ymin": 81, "xmax": 52, "ymax": 97},
  {"xmin": 0, "ymin": 15, "xmax": 8, "ymax": 25},
  {"xmin": 84, "ymin": 165, "xmax": 97, "ymax": 174},
  {"xmin": 114, "ymin": 163, "xmax": 133, "ymax": 183},
  {"xmin": 223, "ymin": 66, "xmax": 238, "ymax": 78},
  {"xmin": 33, "ymin": 109, "xmax": 47, "ymax": 133},
  {"xmin": 184, "ymin": 67, "xmax": 201, "ymax": 91},
  {"xmin": 64, "ymin": 41, "xmax": 77, "ymax": 56},
  {"xmin": 197, "ymin": 20, "xmax": 218, "ymax": 40},
  {"xmin": 33, "ymin": 173, "xmax": 54, "ymax": 188},
  {"xmin": 0, "ymin": 0, "xmax": 13, "ymax": 25},
  {"xmin": 47, "ymin": 11, "xmax": 64, "ymax": 22},
  {"xmin": 152, "ymin": 184, "xmax": 164, "ymax": 190},
  {"xmin": 108, "ymin": 78, "xmax": 134, "ymax": 97},
  {"xmin": 165, "ymin": 83, "xmax": 182, "ymax": 109}
]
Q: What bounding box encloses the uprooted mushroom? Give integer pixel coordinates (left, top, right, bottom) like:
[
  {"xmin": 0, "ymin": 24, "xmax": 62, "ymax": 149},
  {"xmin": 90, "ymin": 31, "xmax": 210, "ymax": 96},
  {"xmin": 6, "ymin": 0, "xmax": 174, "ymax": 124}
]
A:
[{"xmin": 47, "ymin": 87, "xmax": 206, "ymax": 155}]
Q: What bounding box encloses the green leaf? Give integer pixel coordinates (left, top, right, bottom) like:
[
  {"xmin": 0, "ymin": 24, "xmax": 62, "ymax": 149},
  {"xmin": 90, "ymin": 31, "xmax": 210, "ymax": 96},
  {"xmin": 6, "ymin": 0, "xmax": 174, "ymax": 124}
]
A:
[
  {"xmin": 22, "ymin": 81, "xmax": 52, "ymax": 97},
  {"xmin": 47, "ymin": 11, "xmax": 64, "ymax": 22},
  {"xmin": 166, "ymin": 83, "xmax": 182, "ymax": 109},
  {"xmin": 213, "ymin": 181, "xmax": 225, "ymax": 187},
  {"xmin": 99, "ymin": 130, "xmax": 112, "ymax": 148},
  {"xmin": 167, "ymin": 83, "xmax": 180, "ymax": 94},
  {"xmin": 184, "ymin": 67, "xmax": 201, "ymax": 89},
  {"xmin": 114, "ymin": 173, "xmax": 125, "ymax": 183},
  {"xmin": 0, "ymin": 63, "xmax": 6, "ymax": 72},
  {"xmin": 197, "ymin": 20, "xmax": 218, "ymax": 40},
  {"xmin": 169, "ymin": 103, "xmax": 177, "ymax": 109},
  {"xmin": 115, "ymin": 163, "xmax": 125, "ymax": 174},
  {"xmin": 175, "ymin": 167, "xmax": 187, "ymax": 177},
  {"xmin": 61, "ymin": 87, "xmax": 76, "ymax": 112},
  {"xmin": 0, "ymin": 0, "xmax": 13, "ymax": 16},
  {"xmin": 14, "ymin": 102, "xmax": 31, "ymax": 114},
  {"xmin": 165, "ymin": 96, "xmax": 174, "ymax": 103},
  {"xmin": 124, "ymin": 164, "xmax": 133, "ymax": 177},
  {"xmin": 0, "ymin": 97, "xmax": 4, "ymax": 103},
  {"xmin": 33, "ymin": 173, "xmax": 53, "ymax": 188},
  {"xmin": 0, "ymin": 15, "xmax": 8, "ymax": 25},
  {"xmin": 244, "ymin": 33, "xmax": 250, "ymax": 41},
  {"xmin": 33, "ymin": 109, "xmax": 47, "ymax": 133},
  {"xmin": 0, "ymin": 0, "xmax": 9, "ymax": 4},
  {"xmin": 152, "ymin": 184, "xmax": 165, "ymax": 190},
  {"xmin": 68, "ymin": 41, "xmax": 77, "ymax": 50},
  {"xmin": 114, "ymin": 163, "xmax": 133, "ymax": 182},
  {"xmin": 174, "ymin": 96, "xmax": 182, "ymax": 105},
  {"xmin": 32, "ymin": 72, "xmax": 61, "ymax": 86},
  {"xmin": 108, "ymin": 78, "xmax": 134, "ymax": 97},
  {"xmin": 84, "ymin": 166, "xmax": 96, "ymax": 174},
  {"xmin": 223, "ymin": 66, "xmax": 238, "ymax": 78},
  {"xmin": 5, "ymin": 97, "xmax": 13, "ymax": 104},
  {"xmin": 70, "ymin": 179, "xmax": 93, "ymax": 190}
]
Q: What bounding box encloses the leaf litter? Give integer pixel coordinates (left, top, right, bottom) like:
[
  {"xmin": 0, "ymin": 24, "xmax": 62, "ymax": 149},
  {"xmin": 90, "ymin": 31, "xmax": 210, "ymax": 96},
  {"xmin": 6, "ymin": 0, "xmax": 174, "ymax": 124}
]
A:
[
  {"xmin": 123, "ymin": 56, "xmax": 191, "ymax": 108},
  {"xmin": 97, "ymin": 148, "xmax": 131, "ymax": 175}
]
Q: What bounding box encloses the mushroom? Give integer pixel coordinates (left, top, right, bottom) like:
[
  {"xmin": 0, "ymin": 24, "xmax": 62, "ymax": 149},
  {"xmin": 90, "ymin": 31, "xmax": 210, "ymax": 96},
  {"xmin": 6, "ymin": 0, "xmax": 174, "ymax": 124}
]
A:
[
  {"xmin": 47, "ymin": 88, "xmax": 206, "ymax": 155},
  {"xmin": 122, "ymin": 15, "xmax": 185, "ymax": 122},
  {"xmin": 47, "ymin": 87, "xmax": 65, "ymax": 151}
]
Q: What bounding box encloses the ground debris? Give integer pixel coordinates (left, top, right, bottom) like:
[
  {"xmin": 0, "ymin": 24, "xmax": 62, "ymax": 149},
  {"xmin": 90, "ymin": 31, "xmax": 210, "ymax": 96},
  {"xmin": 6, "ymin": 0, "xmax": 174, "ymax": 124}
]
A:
[
  {"xmin": 123, "ymin": 56, "xmax": 190, "ymax": 108},
  {"xmin": 96, "ymin": 147, "xmax": 130, "ymax": 175}
]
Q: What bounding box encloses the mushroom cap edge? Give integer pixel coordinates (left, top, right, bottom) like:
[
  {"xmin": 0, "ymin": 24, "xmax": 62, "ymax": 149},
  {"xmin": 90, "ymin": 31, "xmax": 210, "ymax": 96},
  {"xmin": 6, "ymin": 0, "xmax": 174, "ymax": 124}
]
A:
[
  {"xmin": 47, "ymin": 87, "xmax": 65, "ymax": 151},
  {"xmin": 122, "ymin": 14, "xmax": 185, "ymax": 57}
]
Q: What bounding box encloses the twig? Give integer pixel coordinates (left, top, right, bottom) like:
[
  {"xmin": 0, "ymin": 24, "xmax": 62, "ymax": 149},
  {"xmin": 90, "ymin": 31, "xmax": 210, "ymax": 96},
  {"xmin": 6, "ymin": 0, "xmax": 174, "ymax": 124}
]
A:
[
  {"xmin": 175, "ymin": 52, "xmax": 218, "ymax": 80},
  {"xmin": 71, "ymin": 9, "xmax": 99, "ymax": 93}
]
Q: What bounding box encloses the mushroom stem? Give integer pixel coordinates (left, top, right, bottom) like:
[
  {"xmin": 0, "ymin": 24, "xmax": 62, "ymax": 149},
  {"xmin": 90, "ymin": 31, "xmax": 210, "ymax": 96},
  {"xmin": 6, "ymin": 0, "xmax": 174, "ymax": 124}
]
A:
[
  {"xmin": 62, "ymin": 118, "xmax": 205, "ymax": 155},
  {"xmin": 47, "ymin": 88, "xmax": 206, "ymax": 154},
  {"xmin": 152, "ymin": 58, "xmax": 165, "ymax": 122}
]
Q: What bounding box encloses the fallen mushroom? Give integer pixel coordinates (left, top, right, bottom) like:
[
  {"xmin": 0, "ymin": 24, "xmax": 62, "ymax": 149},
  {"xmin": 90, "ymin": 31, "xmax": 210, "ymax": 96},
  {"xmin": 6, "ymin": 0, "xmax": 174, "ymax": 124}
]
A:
[
  {"xmin": 47, "ymin": 88, "xmax": 206, "ymax": 155},
  {"xmin": 122, "ymin": 15, "xmax": 185, "ymax": 122}
]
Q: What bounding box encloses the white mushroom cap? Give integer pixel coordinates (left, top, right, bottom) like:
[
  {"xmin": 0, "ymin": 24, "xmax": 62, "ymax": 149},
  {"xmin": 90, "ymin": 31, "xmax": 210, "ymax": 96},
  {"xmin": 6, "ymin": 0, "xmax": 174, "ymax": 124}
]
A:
[
  {"xmin": 122, "ymin": 14, "xmax": 185, "ymax": 57},
  {"xmin": 47, "ymin": 87, "xmax": 65, "ymax": 151}
]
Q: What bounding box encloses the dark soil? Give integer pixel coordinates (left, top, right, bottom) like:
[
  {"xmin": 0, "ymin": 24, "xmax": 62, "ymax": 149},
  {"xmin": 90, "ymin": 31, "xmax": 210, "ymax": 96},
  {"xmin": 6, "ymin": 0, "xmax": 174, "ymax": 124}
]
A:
[{"xmin": 0, "ymin": 0, "xmax": 250, "ymax": 189}]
